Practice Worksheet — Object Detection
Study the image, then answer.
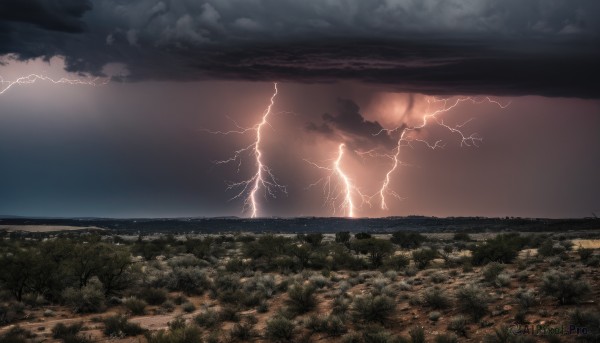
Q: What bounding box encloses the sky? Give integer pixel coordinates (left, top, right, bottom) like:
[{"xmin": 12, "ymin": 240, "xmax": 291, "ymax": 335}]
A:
[{"xmin": 0, "ymin": 0, "xmax": 599, "ymax": 218}]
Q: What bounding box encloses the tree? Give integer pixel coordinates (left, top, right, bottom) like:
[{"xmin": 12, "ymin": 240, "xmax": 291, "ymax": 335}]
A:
[
  {"xmin": 350, "ymin": 238, "xmax": 394, "ymax": 268},
  {"xmin": 0, "ymin": 247, "xmax": 36, "ymax": 301},
  {"xmin": 390, "ymin": 231, "xmax": 426, "ymax": 249}
]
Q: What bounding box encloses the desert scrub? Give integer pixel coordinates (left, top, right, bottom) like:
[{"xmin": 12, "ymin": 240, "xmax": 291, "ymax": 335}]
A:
[
  {"xmin": 482, "ymin": 262, "xmax": 505, "ymax": 282},
  {"xmin": 456, "ymin": 284, "xmax": 489, "ymax": 322},
  {"xmin": 428, "ymin": 311, "xmax": 442, "ymax": 322},
  {"xmin": 352, "ymin": 294, "xmax": 396, "ymax": 324},
  {"xmin": 139, "ymin": 287, "xmax": 167, "ymax": 305},
  {"xmin": 447, "ymin": 316, "xmax": 468, "ymax": 337},
  {"xmin": 515, "ymin": 289, "xmax": 537, "ymax": 309},
  {"xmin": 194, "ymin": 309, "xmax": 220, "ymax": 328},
  {"xmin": 285, "ymin": 283, "xmax": 317, "ymax": 316},
  {"xmin": 103, "ymin": 315, "xmax": 145, "ymax": 337},
  {"xmin": 182, "ymin": 301, "xmax": 196, "ymax": 313},
  {"xmin": 434, "ymin": 333, "xmax": 458, "ymax": 343},
  {"xmin": 541, "ymin": 271, "xmax": 590, "ymax": 305},
  {"xmin": 123, "ymin": 297, "xmax": 147, "ymax": 315},
  {"xmin": 422, "ymin": 287, "xmax": 451, "ymax": 309},
  {"xmin": 229, "ymin": 322, "xmax": 257, "ymax": 342},
  {"xmin": 61, "ymin": 277, "xmax": 106, "ymax": 313},
  {"xmin": 168, "ymin": 266, "xmax": 211, "ymax": 295},
  {"xmin": 412, "ymin": 248, "xmax": 437, "ymax": 269},
  {"xmin": 52, "ymin": 322, "xmax": 88, "ymax": 342},
  {"xmin": 409, "ymin": 326, "xmax": 425, "ymax": 343},
  {"xmin": 428, "ymin": 272, "xmax": 448, "ymax": 284},
  {"xmin": 146, "ymin": 324, "xmax": 202, "ymax": 343},
  {"xmin": 265, "ymin": 316, "xmax": 295, "ymax": 343}
]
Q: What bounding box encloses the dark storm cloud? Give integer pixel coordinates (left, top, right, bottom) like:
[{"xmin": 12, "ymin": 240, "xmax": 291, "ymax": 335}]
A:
[
  {"xmin": 1, "ymin": 0, "xmax": 600, "ymax": 97},
  {"xmin": 0, "ymin": 0, "xmax": 91, "ymax": 32},
  {"xmin": 307, "ymin": 99, "xmax": 397, "ymax": 150}
]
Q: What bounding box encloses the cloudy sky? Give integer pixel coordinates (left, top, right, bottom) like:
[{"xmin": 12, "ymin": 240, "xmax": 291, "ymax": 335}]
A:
[{"xmin": 0, "ymin": 0, "xmax": 599, "ymax": 218}]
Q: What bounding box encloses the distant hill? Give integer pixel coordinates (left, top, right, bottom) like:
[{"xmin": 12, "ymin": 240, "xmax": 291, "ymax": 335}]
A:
[{"xmin": 1, "ymin": 216, "xmax": 598, "ymax": 234}]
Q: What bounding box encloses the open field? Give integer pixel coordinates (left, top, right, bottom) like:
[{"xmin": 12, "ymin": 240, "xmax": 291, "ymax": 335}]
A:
[{"xmin": 1, "ymin": 228, "xmax": 599, "ymax": 343}]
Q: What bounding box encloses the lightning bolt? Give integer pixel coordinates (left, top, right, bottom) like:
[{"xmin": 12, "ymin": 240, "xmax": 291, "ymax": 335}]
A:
[
  {"xmin": 205, "ymin": 82, "xmax": 285, "ymax": 218},
  {"xmin": 306, "ymin": 143, "xmax": 375, "ymax": 218},
  {"xmin": 0, "ymin": 74, "xmax": 108, "ymax": 95},
  {"xmin": 377, "ymin": 96, "xmax": 511, "ymax": 210}
]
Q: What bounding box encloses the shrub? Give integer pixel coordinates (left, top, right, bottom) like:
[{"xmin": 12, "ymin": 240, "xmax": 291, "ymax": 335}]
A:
[
  {"xmin": 0, "ymin": 326, "xmax": 35, "ymax": 343},
  {"xmin": 390, "ymin": 232, "xmax": 426, "ymax": 249},
  {"xmin": 456, "ymin": 284, "xmax": 488, "ymax": 322},
  {"xmin": 62, "ymin": 278, "xmax": 106, "ymax": 313},
  {"xmin": 146, "ymin": 325, "xmax": 202, "ymax": 343},
  {"xmin": 515, "ymin": 289, "xmax": 537, "ymax": 309},
  {"xmin": 352, "ymin": 295, "xmax": 396, "ymax": 324},
  {"xmin": 434, "ymin": 333, "xmax": 458, "ymax": 343},
  {"xmin": 265, "ymin": 316, "xmax": 295, "ymax": 343},
  {"xmin": 229, "ymin": 322, "xmax": 257, "ymax": 342},
  {"xmin": 471, "ymin": 233, "xmax": 526, "ymax": 265},
  {"xmin": 194, "ymin": 309, "xmax": 220, "ymax": 328},
  {"xmin": 355, "ymin": 232, "xmax": 372, "ymax": 240},
  {"xmin": 483, "ymin": 262, "xmax": 505, "ymax": 282},
  {"xmin": 409, "ymin": 326, "xmax": 425, "ymax": 343},
  {"xmin": 168, "ymin": 267, "xmax": 210, "ymax": 295},
  {"xmin": 541, "ymin": 271, "xmax": 590, "ymax": 305},
  {"xmin": 103, "ymin": 315, "xmax": 145, "ymax": 337},
  {"xmin": 285, "ymin": 284, "xmax": 316, "ymax": 316},
  {"xmin": 447, "ymin": 316, "xmax": 468, "ymax": 337},
  {"xmin": 422, "ymin": 287, "xmax": 450, "ymax": 309},
  {"xmin": 384, "ymin": 255, "xmax": 410, "ymax": 270},
  {"xmin": 52, "ymin": 322, "xmax": 90, "ymax": 343},
  {"xmin": 182, "ymin": 302, "xmax": 196, "ymax": 313},
  {"xmin": 124, "ymin": 297, "xmax": 147, "ymax": 315},
  {"xmin": 428, "ymin": 311, "xmax": 441, "ymax": 322},
  {"xmin": 429, "ymin": 272, "xmax": 448, "ymax": 284},
  {"xmin": 336, "ymin": 232, "xmax": 351, "ymax": 245},
  {"xmin": 139, "ymin": 288, "xmax": 167, "ymax": 305},
  {"xmin": 412, "ymin": 249, "xmax": 437, "ymax": 269}
]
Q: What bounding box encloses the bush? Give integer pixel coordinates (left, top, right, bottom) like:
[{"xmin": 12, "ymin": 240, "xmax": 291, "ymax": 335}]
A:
[
  {"xmin": 168, "ymin": 267, "xmax": 211, "ymax": 295},
  {"xmin": 422, "ymin": 287, "xmax": 451, "ymax": 309},
  {"xmin": 62, "ymin": 278, "xmax": 106, "ymax": 313},
  {"xmin": 412, "ymin": 249, "xmax": 437, "ymax": 269},
  {"xmin": 103, "ymin": 315, "xmax": 145, "ymax": 337},
  {"xmin": 471, "ymin": 234, "xmax": 526, "ymax": 265},
  {"xmin": 483, "ymin": 262, "xmax": 505, "ymax": 282},
  {"xmin": 434, "ymin": 333, "xmax": 458, "ymax": 343},
  {"xmin": 194, "ymin": 309, "xmax": 220, "ymax": 328},
  {"xmin": 355, "ymin": 232, "xmax": 372, "ymax": 240},
  {"xmin": 146, "ymin": 325, "xmax": 202, "ymax": 343},
  {"xmin": 352, "ymin": 295, "xmax": 396, "ymax": 324},
  {"xmin": 515, "ymin": 289, "xmax": 537, "ymax": 309},
  {"xmin": 123, "ymin": 297, "xmax": 147, "ymax": 315},
  {"xmin": 391, "ymin": 232, "xmax": 426, "ymax": 249},
  {"xmin": 285, "ymin": 284, "xmax": 316, "ymax": 316},
  {"xmin": 447, "ymin": 316, "xmax": 468, "ymax": 337},
  {"xmin": 265, "ymin": 316, "xmax": 295, "ymax": 343},
  {"xmin": 139, "ymin": 288, "xmax": 167, "ymax": 305},
  {"xmin": 336, "ymin": 232, "xmax": 351, "ymax": 244},
  {"xmin": 409, "ymin": 327, "xmax": 425, "ymax": 343},
  {"xmin": 52, "ymin": 322, "xmax": 90, "ymax": 343},
  {"xmin": 456, "ymin": 284, "xmax": 488, "ymax": 322},
  {"xmin": 384, "ymin": 255, "xmax": 410, "ymax": 270},
  {"xmin": 229, "ymin": 322, "xmax": 257, "ymax": 342},
  {"xmin": 541, "ymin": 271, "xmax": 590, "ymax": 305},
  {"xmin": 182, "ymin": 302, "xmax": 196, "ymax": 313},
  {"xmin": 0, "ymin": 326, "xmax": 35, "ymax": 343}
]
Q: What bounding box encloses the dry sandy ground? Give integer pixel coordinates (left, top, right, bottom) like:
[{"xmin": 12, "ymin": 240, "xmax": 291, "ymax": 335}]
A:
[{"xmin": 0, "ymin": 225, "xmax": 102, "ymax": 232}]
